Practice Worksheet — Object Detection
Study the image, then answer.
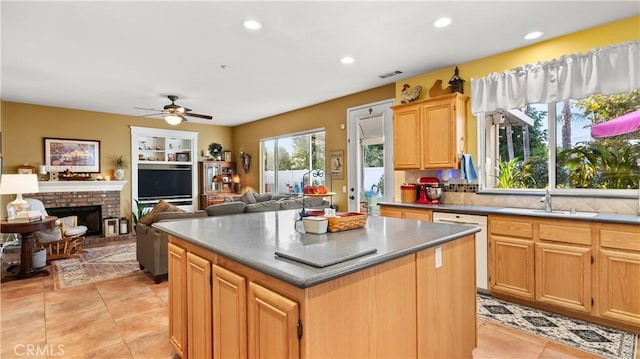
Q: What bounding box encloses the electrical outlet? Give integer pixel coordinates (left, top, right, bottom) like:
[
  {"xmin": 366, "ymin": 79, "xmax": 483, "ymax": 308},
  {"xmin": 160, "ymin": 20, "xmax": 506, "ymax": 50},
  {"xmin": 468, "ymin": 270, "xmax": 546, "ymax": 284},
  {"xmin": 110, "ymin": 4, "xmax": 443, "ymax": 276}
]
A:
[{"xmin": 435, "ymin": 247, "xmax": 442, "ymax": 268}]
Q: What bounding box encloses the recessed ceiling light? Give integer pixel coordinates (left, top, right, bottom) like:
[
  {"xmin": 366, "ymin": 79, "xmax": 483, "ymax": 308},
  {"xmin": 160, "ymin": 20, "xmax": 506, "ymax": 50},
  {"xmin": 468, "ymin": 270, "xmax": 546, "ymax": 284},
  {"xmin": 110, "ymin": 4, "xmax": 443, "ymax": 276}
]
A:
[
  {"xmin": 524, "ymin": 31, "xmax": 543, "ymax": 40},
  {"xmin": 243, "ymin": 19, "xmax": 262, "ymax": 30},
  {"xmin": 433, "ymin": 17, "xmax": 452, "ymax": 28},
  {"xmin": 340, "ymin": 56, "xmax": 355, "ymax": 64}
]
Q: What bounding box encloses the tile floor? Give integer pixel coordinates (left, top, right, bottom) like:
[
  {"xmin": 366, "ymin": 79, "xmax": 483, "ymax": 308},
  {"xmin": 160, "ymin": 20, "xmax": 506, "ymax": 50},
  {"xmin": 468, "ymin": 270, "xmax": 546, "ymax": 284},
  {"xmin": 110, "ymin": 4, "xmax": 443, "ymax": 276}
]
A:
[{"xmin": 1, "ymin": 268, "xmax": 638, "ymax": 358}]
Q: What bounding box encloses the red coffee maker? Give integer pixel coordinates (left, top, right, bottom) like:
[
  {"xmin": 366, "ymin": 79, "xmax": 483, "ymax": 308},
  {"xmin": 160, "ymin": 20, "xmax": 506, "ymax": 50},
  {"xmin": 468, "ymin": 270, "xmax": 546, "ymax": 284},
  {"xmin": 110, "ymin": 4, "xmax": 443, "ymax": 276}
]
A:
[{"xmin": 416, "ymin": 177, "xmax": 442, "ymax": 204}]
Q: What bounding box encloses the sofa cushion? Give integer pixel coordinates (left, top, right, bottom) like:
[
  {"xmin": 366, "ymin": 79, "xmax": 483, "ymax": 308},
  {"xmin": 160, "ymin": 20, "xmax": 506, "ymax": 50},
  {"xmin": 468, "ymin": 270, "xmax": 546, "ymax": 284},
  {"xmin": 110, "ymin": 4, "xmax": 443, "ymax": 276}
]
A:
[
  {"xmin": 303, "ymin": 197, "xmax": 326, "ymax": 208},
  {"xmin": 206, "ymin": 202, "xmax": 247, "ymax": 216},
  {"xmin": 240, "ymin": 191, "xmax": 257, "ymax": 204},
  {"xmin": 245, "ymin": 200, "xmax": 280, "ymax": 213},
  {"xmin": 279, "ymin": 198, "xmax": 303, "ymax": 210},
  {"xmin": 139, "ymin": 200, "xmax": 185, "ymax": 225},
  {"xmin": 253, "ymin": 193, "xmax": 273, "ymax": 203},
  {"xmin": 155, "ymin": 211, "xmax": 207, "ymax": 222}
]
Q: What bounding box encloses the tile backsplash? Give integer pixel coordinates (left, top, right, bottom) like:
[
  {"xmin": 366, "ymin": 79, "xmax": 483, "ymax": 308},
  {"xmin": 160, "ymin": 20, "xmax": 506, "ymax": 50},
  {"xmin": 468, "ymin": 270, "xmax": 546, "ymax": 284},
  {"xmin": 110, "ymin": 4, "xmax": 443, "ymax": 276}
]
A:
[{"xmin": 401, "ymin": 169, "xmax": 639, "ymax": 215}]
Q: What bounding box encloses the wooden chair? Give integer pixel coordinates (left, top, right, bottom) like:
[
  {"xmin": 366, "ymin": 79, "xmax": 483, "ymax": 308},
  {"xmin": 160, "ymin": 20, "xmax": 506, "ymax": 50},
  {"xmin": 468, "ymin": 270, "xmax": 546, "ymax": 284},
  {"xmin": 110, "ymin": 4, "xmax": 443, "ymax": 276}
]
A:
[{"xmin": 25, "ymin": 198, "xmax": 88, "ymax": 261}]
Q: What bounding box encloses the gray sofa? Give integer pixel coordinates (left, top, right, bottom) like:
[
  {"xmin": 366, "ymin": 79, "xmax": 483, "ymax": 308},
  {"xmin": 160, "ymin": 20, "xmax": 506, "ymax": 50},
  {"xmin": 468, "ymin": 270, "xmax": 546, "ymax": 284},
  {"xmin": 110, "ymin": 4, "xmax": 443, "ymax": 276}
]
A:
[{"xmin": 136, "ymin": 192, "xmax": 334, "ymax": 283}]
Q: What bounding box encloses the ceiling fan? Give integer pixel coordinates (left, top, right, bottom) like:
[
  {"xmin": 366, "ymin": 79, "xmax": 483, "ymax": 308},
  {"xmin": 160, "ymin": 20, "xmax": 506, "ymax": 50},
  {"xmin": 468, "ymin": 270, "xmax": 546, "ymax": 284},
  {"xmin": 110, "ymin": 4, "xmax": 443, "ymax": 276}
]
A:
[{"xmin": 135, "ymin": 95, "xmax": 213, "ymax": 125}]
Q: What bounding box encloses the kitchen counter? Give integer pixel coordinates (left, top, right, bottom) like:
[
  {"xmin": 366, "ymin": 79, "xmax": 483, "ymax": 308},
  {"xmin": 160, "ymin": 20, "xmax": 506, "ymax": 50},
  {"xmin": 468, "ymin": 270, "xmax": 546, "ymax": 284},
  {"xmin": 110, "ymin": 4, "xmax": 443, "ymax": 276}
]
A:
[
  {"xmin": 379, "ymin": 201, "xmax": 640, "ymax": 225},
  {"xmin": 153, "ymin": 209, "xmax": 480, "ymax": 288},
  {"xmin": 160, "ymin": 209, "xmax": 479, "ymax": 358}
]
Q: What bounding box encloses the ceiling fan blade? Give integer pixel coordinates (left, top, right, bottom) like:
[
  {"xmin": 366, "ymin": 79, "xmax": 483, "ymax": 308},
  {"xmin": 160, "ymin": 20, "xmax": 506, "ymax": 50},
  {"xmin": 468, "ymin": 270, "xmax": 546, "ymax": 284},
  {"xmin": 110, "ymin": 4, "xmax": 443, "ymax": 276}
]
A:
[
  {"xmin": 185, "ymin": 112, "xmax": 213, "ymax": 120},
  {"xmin": 134, "ymin": 107, "xmax": 163, "ymax": 112},
  {"xmin": 138, "ymin": 112, "xmax": 164, "ymax": 117}
]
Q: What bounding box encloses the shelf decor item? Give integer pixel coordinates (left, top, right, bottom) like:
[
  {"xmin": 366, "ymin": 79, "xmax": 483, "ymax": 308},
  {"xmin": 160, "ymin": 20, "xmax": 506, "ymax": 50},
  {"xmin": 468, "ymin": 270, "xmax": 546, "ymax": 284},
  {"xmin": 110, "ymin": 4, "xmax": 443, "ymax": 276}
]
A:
[
  {"xmin": 44, "ymin": 138, "xmax": 100, "ymax": 173},
  {"xmin": 110, "ymin": 155, "xmax": 127, "ymax": 181},
  {"xmin": 224, "ymin": 150, "xmax": 232, "ymax": 162},
  {"xmin": 208, "ymin": 143, "xmax": 222, "ymax": 160}
]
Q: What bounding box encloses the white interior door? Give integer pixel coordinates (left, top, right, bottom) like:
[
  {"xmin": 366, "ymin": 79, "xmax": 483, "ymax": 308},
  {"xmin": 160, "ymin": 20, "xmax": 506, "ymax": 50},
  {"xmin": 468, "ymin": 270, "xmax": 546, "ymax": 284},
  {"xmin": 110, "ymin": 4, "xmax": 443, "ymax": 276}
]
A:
[{"xmin": 346, "ymin": 99, "xmax": 394, "ymax": 212}]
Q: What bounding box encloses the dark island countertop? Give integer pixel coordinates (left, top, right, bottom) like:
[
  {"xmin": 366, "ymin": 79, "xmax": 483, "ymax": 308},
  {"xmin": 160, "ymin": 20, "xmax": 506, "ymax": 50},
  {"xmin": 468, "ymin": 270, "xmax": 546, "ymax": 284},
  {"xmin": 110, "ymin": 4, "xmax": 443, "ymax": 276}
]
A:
[
  {"xmin": 153, "ymin": 210, "xmax": 479, "ymax": 288},
  {"xmin": 378, "ymin": 202, "xmax": 640, "ymax": 225}
]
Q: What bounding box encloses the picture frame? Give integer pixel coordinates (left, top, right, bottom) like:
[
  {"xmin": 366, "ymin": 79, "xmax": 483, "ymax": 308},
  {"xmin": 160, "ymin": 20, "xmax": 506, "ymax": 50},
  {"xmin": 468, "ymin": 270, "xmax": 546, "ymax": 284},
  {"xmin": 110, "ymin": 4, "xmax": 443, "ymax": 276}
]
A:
[
  {"xmin": 167, "ymin": 153, "xmax": 176, "ymax": 161},
  {"xmin": 17, "ymin": 164, "xmax": 35, "ymax": 174},
  {"xmin": 176, "ymin": 152, "xmax": 190, "ymax": 162},
  {"xmin": 329, "ymin": 149, "xmax": 344, "ymax": 179},
  {"xmin": 44, "ymin": 138, "xmax": 100, "ymax": 173},
  {"xmin": 224, "ymin": 150, "xmax": 232, "ymax": 162}
]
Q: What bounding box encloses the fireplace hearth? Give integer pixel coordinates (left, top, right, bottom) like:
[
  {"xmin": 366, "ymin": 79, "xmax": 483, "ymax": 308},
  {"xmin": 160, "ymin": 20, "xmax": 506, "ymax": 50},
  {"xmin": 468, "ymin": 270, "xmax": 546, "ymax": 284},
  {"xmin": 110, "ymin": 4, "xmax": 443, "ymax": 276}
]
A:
[{"xmin": 47, "ymin": 205, "xmax": 102, "ymax": 236}]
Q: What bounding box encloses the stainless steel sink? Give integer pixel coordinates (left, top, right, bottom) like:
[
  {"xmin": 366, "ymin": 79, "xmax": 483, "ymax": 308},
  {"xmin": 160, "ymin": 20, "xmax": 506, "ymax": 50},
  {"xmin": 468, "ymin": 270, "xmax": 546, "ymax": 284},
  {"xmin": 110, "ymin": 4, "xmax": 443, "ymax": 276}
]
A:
[{"xmin": 496, "ymin": 207, "xmax": 599, "ymax": 218}]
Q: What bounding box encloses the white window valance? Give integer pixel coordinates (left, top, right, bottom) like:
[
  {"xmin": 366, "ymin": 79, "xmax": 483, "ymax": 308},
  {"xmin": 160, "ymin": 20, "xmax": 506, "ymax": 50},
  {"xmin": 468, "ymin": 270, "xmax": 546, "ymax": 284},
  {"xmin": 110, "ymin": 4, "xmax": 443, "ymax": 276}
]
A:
[{"xmin": 471, "ymin": 41, "xmax": 640, "ymax": 114}]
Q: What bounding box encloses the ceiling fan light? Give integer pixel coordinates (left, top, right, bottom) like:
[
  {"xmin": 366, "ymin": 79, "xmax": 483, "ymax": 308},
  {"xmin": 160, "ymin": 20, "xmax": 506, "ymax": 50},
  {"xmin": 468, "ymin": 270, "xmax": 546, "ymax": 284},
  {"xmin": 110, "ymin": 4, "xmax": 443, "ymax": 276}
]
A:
[{"xmin": 165, "ymin": 115, "xmax": 182, "ymax": 125}]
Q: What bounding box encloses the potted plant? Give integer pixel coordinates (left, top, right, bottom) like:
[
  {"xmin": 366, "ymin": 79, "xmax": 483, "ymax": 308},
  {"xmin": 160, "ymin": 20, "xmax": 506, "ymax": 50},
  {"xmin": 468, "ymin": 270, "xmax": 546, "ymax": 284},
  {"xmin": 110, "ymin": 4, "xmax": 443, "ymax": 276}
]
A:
[
  {"xmin": 209, "ymin": 143, "xmax": 222, "ymax": 161},
  {"xmin": 111, "ymin": 155, "xmax": 127, "ymax": 180}
]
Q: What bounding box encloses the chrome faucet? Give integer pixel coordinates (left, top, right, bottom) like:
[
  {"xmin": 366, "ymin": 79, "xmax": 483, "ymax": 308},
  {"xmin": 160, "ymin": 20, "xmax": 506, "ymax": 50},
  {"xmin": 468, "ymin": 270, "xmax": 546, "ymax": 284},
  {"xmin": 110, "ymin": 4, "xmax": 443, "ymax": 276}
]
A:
[{"xmin": 542, "ymin": 188, "xmax": 552, "ymax": 212}]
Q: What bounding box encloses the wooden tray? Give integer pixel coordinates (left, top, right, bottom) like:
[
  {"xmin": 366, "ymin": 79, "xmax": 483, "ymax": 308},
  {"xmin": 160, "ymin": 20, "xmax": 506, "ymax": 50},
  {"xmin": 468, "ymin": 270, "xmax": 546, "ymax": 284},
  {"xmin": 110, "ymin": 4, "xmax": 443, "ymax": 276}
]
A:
[{"xmin": 327, "ymin": 212, "xmax": 367, "ymax": 232}]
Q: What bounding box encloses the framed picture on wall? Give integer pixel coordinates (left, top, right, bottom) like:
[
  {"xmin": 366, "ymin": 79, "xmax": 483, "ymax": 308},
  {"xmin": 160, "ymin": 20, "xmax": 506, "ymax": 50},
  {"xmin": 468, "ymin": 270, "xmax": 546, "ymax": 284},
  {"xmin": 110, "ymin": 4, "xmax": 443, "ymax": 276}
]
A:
[
  {"xmin": 44, "ymin": 138, "xmax": 100, "ymax": 173},
  {"xmin": 329, "ymin": 149, "xmax": 344, "ymax": 179}
]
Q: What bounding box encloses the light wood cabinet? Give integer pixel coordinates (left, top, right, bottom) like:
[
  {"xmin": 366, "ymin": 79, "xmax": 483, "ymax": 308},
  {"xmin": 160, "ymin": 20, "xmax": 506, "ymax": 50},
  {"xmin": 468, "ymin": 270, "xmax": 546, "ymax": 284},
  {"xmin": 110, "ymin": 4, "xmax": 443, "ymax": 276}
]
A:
[
  {"xmin": 535, "ymin": 242, "xmax": 592, "ymax": 312},
  {"xmin": 596, "ymin": 223, "xmax": 640, "ymax": 327},
  {"xmin": 213, "ymin": 264, "xmax": 247, "ymax": 359},
  {"xmin": 168, "ymin": 243, "xmax": 187, "ymax": 358},
  {"xmin": 490, "ymin": 215, "xmax": 640, "ymax": 333},
  {"xmin": 535, "ymin": 219, "xmax": 592, "ymax": 313},
  {"xmin": 392, "ymin": 93, "xmax": 468, "ymax": 170},
  {"xmin": 489, "ymin": 216, "xmax": 535, "ymax": 299},
  {"xmin": 186, "ymin": 252, "xmax": 212, "ymax": 359},
  {"xmin": 379, "ymin": 205, "xmax": 432, "ymax": 222},
  {"xmin": 248, "ymin": 282, "xmax": 300, "ymax": 359}
]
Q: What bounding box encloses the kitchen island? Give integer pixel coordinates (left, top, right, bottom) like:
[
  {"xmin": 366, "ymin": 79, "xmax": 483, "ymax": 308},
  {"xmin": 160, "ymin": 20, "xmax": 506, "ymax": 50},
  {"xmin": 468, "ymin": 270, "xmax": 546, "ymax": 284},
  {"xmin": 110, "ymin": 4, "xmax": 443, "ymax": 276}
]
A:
[{"xmin": 155, "ymin": 210, "xmax": 480, "ymax": 359}]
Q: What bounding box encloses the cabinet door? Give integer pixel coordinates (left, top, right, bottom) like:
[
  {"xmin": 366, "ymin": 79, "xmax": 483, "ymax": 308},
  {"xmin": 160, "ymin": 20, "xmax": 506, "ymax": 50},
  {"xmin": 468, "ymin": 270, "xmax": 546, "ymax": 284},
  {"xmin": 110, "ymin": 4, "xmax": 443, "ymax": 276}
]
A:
[
  {"xmin": 187, "ymin": 252, "xmax": 212, "ymax": 359},
  {"xmin": 597, "ymin": 249, "xmax": 640, "ymax": 326},
  {"xmin": 402, "ymin": 208, "xmax": 432, "ymax": 222},
  {"xmin": 213, "ymin": 265, "xmax": 247, "ymax": 359},
  {"xmin": 535, "ymin": 242, "xmax": 592, "ymax": 313},
  {"xmin": 420, "ymin": 100, "xmax": 457, "ymax": 168},
  {"xmin": 247, "ymin": 282, "xmax": 299, "ymax": 359},
  {"xmin": 168, "ymin": 243, "xmax": 187, "ymax": 357},
  {"xmin": 490, "ymin": 235, "xmax": 535, "ymax": 299},
  {"xmin": 393, "ymin": 105, "xmax": 421, "ymax": 169},
  {"xmin": 379, "ymin": 206, "xmax": 403, "ymax": 218}
]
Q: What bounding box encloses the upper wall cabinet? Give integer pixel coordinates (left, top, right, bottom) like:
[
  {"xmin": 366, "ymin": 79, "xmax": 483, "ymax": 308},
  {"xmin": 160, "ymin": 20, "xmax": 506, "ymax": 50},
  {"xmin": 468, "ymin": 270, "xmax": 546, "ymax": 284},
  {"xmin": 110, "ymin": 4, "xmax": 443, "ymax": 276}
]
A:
[{"xmin": 392, "ymin": 93, "xmax": 468, "ymax": 170}]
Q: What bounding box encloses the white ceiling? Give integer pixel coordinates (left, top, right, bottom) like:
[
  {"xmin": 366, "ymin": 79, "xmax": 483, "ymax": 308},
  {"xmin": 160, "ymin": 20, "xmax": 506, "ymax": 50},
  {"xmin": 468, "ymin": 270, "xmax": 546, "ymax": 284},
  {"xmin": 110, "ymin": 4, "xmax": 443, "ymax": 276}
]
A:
[{"xmin": 2, "ymin": 1, "xmax": 638, "ymax": 127}]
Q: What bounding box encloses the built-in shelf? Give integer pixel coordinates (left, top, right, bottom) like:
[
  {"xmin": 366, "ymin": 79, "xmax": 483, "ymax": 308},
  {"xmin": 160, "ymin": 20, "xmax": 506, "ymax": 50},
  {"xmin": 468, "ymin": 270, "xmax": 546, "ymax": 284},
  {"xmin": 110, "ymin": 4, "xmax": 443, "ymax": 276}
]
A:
[{"xmin": 38, "ymin": 181, "xmax": 127, "ymax": 193}]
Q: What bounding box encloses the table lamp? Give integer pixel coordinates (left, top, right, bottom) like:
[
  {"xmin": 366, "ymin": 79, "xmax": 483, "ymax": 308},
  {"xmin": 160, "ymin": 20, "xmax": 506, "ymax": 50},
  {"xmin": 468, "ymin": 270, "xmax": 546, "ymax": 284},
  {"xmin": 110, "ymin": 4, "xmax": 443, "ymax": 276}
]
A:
[{"xmin": 0, "ymin": 174, "xmax": 40, "ymax": 219}]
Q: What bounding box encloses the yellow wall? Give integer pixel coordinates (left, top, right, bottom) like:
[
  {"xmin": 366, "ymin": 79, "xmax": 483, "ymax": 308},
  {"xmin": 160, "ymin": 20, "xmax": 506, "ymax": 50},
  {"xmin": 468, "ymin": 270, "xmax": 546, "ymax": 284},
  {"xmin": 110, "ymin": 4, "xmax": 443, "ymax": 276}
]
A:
[
  {"xmin": 231, "ymin": 84, "xmax": 395, "ymax": 210},
  {"xmin": 0, "ymin": 102, "xmax": 232, "ymax": 219},
  {"xmin": 394, "ymin": 15, "xmax": 639, "ymax": 160}
]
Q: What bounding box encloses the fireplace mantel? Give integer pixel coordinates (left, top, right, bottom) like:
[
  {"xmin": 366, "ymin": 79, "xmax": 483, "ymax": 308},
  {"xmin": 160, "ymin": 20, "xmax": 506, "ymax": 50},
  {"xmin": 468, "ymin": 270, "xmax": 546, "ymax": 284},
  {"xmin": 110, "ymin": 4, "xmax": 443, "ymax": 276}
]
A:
[{"xmin": 37, "ymin": 180, "xmax": 127, "ymax": 193}]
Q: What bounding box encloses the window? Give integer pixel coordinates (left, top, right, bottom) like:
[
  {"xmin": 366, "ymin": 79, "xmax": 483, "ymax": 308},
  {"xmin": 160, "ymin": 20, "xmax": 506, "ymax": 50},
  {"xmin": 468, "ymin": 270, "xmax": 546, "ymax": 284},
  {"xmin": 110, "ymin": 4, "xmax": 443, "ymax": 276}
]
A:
[
  {"xmin": 260, "ymin": 130, "xmax": 326, "ymax": 194},
  {"xmin": 481, "ymin": 89, "xmax": 640, "ymax": 193}
]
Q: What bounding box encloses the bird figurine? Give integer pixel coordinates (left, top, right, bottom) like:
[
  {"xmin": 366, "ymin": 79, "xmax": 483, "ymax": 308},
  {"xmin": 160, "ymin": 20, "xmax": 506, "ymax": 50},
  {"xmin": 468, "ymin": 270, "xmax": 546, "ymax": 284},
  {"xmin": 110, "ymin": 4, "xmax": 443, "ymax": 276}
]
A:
[
  {"xmin": 428, "ymin": 79, "xmax": 452, "ymax": 98},
  {"xmin": 400, "ymin": 84, "xmax": 422, "ymax": 103}
]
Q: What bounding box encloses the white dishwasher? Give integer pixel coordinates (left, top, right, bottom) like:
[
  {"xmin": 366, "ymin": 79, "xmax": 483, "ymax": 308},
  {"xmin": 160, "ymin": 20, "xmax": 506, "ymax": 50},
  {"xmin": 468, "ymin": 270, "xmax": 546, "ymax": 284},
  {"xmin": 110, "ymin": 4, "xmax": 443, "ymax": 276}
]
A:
[{"xmin": 432, "ymin": 212, "xmax": 488, "ymax": 293}]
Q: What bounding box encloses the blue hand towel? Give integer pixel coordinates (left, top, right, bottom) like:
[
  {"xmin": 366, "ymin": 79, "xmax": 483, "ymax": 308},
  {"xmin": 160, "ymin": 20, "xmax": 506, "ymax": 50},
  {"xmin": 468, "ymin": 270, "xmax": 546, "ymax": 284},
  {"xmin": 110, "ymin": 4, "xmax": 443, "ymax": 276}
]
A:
[{"xmin": 460, "ymin": 154, "xmax": 478, "ymax": 183}]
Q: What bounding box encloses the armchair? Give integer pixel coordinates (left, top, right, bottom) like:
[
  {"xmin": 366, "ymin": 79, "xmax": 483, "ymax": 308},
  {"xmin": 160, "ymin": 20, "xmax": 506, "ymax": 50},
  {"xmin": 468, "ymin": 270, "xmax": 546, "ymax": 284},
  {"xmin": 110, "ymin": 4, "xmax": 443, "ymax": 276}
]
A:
[{"xmin": 25, "ymin": 198, "xmax": 88, "ymax": 261}]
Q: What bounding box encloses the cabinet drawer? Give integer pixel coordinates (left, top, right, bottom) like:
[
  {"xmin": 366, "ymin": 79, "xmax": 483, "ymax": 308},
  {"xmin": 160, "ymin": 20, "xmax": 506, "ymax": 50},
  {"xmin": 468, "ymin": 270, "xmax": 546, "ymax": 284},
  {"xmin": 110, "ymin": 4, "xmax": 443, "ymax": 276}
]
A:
[
  {"xmin": 489, "ymin": 217, "xmax": 533, "ymax": 238},
  {"xmin": 600, "ymin": 225, "xmax": 640, "ymax": 252},
  {"xmin": 539, "ymin": 222, "xmax": 592, "ymax": 246}
]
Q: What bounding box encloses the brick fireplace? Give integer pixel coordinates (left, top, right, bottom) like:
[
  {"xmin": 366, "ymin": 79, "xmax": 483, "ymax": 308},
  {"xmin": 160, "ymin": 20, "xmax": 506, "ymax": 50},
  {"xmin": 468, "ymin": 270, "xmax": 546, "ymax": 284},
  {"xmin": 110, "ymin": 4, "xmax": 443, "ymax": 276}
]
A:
[{"xmin": 27, "ymin": 181, "xmax": 128, "ymax": 241}]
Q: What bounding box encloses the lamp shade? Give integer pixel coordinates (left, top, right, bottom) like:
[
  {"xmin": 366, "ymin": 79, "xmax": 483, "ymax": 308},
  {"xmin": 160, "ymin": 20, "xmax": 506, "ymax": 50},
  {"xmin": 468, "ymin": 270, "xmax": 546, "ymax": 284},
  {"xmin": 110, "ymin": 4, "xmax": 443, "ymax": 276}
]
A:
[{"xmin": 0, "ymin": 174, "xmax": 40, "ymax": 195}]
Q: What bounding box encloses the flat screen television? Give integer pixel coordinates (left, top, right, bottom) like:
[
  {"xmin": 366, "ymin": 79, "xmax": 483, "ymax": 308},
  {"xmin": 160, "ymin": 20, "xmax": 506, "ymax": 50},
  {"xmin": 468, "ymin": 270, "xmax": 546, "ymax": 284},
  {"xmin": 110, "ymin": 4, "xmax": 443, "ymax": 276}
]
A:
[{"xmin": 138, "ymin": 168, "xmax": 192, "ymax": 200}]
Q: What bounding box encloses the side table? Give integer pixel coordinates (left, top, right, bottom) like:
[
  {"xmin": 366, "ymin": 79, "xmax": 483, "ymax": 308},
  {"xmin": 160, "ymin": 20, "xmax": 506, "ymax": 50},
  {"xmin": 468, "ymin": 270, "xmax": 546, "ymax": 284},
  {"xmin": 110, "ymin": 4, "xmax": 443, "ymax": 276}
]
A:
[{"xmin": 1, "ymin": 216, "xmax": 57, "ymax": 282}]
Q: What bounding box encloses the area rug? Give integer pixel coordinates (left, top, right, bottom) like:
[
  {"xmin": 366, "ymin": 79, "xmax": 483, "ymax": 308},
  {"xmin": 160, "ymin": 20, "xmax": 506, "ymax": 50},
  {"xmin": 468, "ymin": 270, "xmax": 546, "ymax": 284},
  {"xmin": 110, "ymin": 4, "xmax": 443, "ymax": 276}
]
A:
[
  {"xmin": 478, "ymin": 293, "xmax": 637, "ymax": 359},
  {"xmin": 51, "ymin": 242, "xmax": 140, "ymax": 290}
]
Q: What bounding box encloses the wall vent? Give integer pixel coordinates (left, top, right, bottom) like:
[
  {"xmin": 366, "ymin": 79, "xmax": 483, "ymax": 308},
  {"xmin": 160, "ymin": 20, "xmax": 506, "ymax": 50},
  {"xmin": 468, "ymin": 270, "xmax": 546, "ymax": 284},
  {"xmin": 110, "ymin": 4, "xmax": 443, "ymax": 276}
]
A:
[{"xmin": 378, "ymin": 70, "xmax": 403, "ymax": 79}]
